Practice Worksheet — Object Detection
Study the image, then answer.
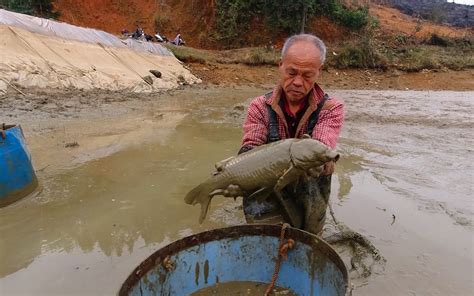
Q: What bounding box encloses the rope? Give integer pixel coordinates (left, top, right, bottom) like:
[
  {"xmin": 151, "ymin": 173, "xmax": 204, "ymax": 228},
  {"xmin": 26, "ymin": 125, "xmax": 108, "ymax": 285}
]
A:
[
  {"xmin": 264, "ymin": 223, "xmax": 295, "ymax": 296},
  {"xmin": 0, "ymin": 123, "xmax": 7, "ymax": 139},
  {"xmin": 0, "ymin": 77, "xmax": 26, "ymax": 96},
  {"xmin": 328, "ymin": 202, "xmax": 339, "ymax": 225},
  {"xmin": 97, "ymin": 43, "xmax": 150, "ymax": 84},
  {"xmin": 8, "ymin": 27, "xmax": 57, "ymax": 73}
]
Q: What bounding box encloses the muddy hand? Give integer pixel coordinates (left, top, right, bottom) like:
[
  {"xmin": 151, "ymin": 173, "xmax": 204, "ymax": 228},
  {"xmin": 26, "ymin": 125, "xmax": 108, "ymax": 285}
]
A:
[
  {"xmin": 209, "ymin": 184, "xmax": 244, "ymax": 198},
  {"xmin": 322, "ymin": 161, "xmax": 335, "ymax": 176},
  {"xmin": 307, "ymin": 165, "xmax": 323, "ymax": 178}
]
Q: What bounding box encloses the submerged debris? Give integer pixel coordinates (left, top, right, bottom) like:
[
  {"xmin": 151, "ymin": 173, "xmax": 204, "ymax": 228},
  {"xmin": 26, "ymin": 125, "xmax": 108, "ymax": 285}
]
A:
[
  {"xmin": 162, "ymin": 255, "xmax": 175, "ymax": 272},
  {"xmin": 322, "ymin": 203, "xmax": 386, "ymax": 280},
  {"xmin": 149, "ymin": 70, "xmax": 162, "ymax": 78},
  {"xmin": 177, "ymin": 75, "xmax": 188, "ymax": 85},
  {"xmin": 65, "ymin": 141, "xmax": 79, "ymax": 148},
  {"xmin": 142, "ymin": 75, "xmax": 153, "ymax": 85}
]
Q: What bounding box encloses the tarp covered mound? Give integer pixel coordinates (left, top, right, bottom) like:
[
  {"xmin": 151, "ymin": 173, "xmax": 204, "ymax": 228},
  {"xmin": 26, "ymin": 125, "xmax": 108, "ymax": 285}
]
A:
[
  {"xmin": 0, "ymin": 9, "xmax": 173, "ymax": 56},
  {"xmin": 0, "ymin": 9, "xmax": 200, "ymax": 93}
]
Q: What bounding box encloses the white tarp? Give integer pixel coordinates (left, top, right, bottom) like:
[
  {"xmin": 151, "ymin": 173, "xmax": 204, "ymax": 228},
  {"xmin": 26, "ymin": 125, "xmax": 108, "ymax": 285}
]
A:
[
  {"xmin": 0, "ymin": 10, "xmax": 200, "ymax": 94},
  {"xmin": 0, "ymin": 9, "xmax": 173, "ymax": 56},
  {"xmin": 123, "ymin": 38, "xmax": 172, "ymax": 56}
]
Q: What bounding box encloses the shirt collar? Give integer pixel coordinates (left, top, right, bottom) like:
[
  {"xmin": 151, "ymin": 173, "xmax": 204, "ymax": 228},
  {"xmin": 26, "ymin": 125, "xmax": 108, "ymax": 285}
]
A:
[
  {"xmin": 266, "ymin": 83, "xmax": 326, "ymax": 109},
  {"xmin": 281, "ymin": 93, "xmax": 308, "ymax": 118}
]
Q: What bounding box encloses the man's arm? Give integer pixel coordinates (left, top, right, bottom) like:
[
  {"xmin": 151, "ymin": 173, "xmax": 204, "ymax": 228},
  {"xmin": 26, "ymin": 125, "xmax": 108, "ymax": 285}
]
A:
[
  {"xmin": 312, "ymin": 99, "xmax": 344, "ymax": 175},
  {"xmin": 240, "ymin": 97, "xmax": 269, "ymax": 154},
  {"xmin": 312, "ymin": 99, "xmax": 344, "ymax": 149}
]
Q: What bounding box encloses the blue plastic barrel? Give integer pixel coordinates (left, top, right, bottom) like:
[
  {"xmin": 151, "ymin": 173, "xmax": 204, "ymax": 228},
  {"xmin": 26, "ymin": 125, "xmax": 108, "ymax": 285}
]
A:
[
  {"xmin": 0, "ymin": 124, "xmax": 38, "ymax": 207},
  {"xmin": 119, "ymin": 224, "xmax": 349, "ymax": 296}
]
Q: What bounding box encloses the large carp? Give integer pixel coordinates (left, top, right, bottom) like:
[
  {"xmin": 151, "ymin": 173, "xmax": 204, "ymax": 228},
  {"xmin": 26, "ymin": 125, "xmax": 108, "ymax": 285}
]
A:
[{"xmin": 185, "ymin": 138, "xmax": 339, "ymax": 223}]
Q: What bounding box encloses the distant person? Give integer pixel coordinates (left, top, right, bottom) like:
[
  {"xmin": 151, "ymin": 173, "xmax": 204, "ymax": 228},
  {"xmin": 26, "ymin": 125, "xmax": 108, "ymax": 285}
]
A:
[
  {"xmin": 145, "ymin": 34, "xmax": 153, "ymax": 42},
  {"xmin": 121, "ymin": 28, "xmax": 129, "ymax": 37},
  {"xmin": 132, "ymin": 26, "xmax": 144, "ymax": 39},
  {"xmin": 172, "ymin": 33, "xmax": 185, "ymax": 46}
]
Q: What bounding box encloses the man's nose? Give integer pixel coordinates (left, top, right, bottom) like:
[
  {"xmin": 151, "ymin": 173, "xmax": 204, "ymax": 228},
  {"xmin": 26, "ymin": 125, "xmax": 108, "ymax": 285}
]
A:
[{"xmin": 292, "ymin": 75, "xmax": 303, "ymax": 87}]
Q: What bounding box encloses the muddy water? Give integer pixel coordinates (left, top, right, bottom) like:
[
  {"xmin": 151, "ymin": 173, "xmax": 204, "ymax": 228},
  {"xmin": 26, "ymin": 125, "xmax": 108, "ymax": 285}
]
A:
[
  {"xmin": 191, "ymin": 281, "xmax": 296, "ymax": 296},
  {"xmin": 0, "ymin": 87, "xmax": 473, "ymax": 295}
]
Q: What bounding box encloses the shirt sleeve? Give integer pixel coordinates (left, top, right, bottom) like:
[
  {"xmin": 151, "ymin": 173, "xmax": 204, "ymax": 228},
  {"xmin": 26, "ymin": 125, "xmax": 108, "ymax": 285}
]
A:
[
  {"xmin": 241, "ymin": 97, "xmax": 268, "ymax": 149},
  {"xmin": 312, "ymin": 99, "xmax": 345, "ymax": 149}
]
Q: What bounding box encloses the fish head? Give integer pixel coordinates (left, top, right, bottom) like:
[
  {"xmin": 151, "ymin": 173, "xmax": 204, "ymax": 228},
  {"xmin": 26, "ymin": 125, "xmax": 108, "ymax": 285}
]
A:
[{"xmin": 290, "ymin": 139, "xmax": 339, "ymax": 169}]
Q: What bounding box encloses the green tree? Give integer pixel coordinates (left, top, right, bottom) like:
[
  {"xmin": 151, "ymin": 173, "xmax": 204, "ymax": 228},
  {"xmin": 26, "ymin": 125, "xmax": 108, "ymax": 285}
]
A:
[
  {"xmin": 263, "ymin": 0, "xmax": 316, "ymax": 34},
  {"xmin": 0, "ymin": 0, "xmax": 59, "ymax": 18},
  {"xmin": 214, "ymin": 0, "xmax": 370, "ymax": 47},
  {"xmin": 215, "ymin": 0, "xmax": 262, "ymax": 43}
]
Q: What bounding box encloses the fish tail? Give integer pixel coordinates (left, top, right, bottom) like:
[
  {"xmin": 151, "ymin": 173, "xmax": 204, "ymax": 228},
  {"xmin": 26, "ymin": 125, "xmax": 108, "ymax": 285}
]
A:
[{"xmin": 184, "ymin": 181, "xmax": 215, "ymax": 223}]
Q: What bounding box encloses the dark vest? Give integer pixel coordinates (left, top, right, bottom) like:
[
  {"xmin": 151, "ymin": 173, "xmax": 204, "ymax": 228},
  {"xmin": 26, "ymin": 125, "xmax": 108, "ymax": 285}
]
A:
[{"xmin": 266, "ymin": 92, "xmax": 329, "ymax": 143}]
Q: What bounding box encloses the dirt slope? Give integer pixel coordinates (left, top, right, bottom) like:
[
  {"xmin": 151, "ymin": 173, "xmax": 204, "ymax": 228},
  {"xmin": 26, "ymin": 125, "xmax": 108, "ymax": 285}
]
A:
[
  {"xmin": 53, "ymin": 0, "xmax": 472, "ymax": 49},
  {"xmin": 53, "ymin": 0, "xmax": 216, "ymax": 48},
  {"xmin": 370, "ymin": 4, "xmax": 472, "ymax": 38}
]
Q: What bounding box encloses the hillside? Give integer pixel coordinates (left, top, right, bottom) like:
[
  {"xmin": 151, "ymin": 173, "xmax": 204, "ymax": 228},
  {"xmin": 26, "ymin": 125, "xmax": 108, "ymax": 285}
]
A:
[
  {"xmin": 370, "ymin": 4, "xmax": 471, "ymax": 39},
  {"xmin": 53, "ymin": 0, "xmax": 216, "ymax": 48},
  {"xmin": 53, "ymin": 0, "xmax": 472, "ymax": 49},
  {"xmin": 375, "ymin": 0, "xmax": 474, "ymax": 28}
]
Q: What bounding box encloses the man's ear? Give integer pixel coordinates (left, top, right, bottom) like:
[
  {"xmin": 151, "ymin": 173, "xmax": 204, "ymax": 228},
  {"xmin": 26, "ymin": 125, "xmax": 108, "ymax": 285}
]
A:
[
  {"xmin": 278, "ymin": 58, "xmax": 283, "ymax": 67},
  {"xmin": 314, "ymin": 64, "xmax": 323, "ymax": 79}
]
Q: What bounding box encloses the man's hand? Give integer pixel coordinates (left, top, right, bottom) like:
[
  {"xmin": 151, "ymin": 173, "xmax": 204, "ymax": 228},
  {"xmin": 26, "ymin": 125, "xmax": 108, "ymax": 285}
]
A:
[
  {"xmin": 322, "ymin": 161, "xmax": 335, "ymax": 175},
  {"xmin": 219, "ymin": 184, "xmax": 244, "ymax": 198},
  {"xmin": 308, "ymin": 166, "xmax": 323, "ymax": 177}
]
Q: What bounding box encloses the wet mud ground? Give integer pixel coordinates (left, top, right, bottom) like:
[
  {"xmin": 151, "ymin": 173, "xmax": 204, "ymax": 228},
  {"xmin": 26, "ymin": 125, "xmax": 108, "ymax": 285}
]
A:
[{"xmin": 0, "ymin": 85, "xmax": 473, "ymax": 295}]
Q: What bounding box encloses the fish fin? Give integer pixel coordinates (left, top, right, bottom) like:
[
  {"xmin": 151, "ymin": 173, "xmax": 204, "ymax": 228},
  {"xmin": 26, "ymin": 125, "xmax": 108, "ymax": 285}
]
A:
[
  {"xmin": 274, "ymin": 164, "xmax": 300, "ymax": 192},
  {"xmin": 198, "ymin": 196, "xmax": 212, "ymax": 224},
  {"xmin": 184, "ymin": 182, "xmax": 205, "ymax": 205},
  {"xmin": 248, "ymin": 187, "xmax": 273, "ymax": 203},
  {"xmin": 184, "ymin": 181, "xmax": 216, "ymax": 223},
  {"xmin": 209, "ymin": 189, "xmax": 225, "ymax": 196},
  {"xmin": 273, "ymin": 190, "xmax": 303, "ymax": 228}
]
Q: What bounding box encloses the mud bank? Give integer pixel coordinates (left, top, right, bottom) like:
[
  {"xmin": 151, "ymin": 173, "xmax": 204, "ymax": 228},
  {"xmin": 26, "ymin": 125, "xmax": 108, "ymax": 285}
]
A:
[
  {"xmin": 189, "ymin": 63, "xmax": 474, "ymax": 91},
  {"xmin": 0, "ymin": 86, "xmax": 473, "ymax": 295}
]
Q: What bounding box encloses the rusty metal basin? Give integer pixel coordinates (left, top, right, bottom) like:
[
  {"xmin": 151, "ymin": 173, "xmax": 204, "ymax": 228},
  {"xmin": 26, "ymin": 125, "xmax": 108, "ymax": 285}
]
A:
[{"xmin": 119, "ymin": 224, "xmax": 349, "ymax": 295}]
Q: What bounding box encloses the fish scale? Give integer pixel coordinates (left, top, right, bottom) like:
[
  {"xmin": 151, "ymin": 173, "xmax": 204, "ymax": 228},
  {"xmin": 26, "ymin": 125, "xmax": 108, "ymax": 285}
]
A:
[
  {"xmin": 220, "ymin": 145, "xmax": 291, "ymax": 190},
  {"xmin": 185, "ymin": 138, "xmax": 339, "ymax": 223}
]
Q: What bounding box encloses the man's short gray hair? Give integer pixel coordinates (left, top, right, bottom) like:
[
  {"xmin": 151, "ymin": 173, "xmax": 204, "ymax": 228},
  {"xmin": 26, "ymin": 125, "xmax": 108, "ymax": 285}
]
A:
[{"xmin": 281, "ymin": 34, "xmax": 327, "ymax": 64}]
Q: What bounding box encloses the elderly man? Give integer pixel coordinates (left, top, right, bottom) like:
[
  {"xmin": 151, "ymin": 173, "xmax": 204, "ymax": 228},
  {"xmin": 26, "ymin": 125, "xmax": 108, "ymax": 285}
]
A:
[{"xmin": 239, "ymin": 34, "xmax": 344, "ymax": 234}]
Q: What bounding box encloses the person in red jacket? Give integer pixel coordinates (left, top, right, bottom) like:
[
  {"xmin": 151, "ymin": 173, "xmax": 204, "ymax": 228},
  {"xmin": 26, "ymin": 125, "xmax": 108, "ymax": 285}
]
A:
[{"xmin": 239, "ymin": 34, "xmax": 345, "ymax": 234}]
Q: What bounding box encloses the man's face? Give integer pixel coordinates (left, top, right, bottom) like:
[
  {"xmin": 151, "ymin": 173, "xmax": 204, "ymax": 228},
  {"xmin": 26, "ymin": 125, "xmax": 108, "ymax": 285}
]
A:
[{"xmin": 279, "ymin": 41, "xmax": 323, "ymax": 104}]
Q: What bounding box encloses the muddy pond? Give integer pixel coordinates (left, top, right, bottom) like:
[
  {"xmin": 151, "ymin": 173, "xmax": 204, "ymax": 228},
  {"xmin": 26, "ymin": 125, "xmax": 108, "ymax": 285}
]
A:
[{"xmin": 0, "ymin": 86, "xmax": 472, "ymax": 295}]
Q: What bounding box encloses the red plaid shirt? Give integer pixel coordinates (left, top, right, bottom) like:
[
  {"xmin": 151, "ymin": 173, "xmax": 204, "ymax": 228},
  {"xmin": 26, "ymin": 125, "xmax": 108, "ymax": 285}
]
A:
[{"xmin": 241, "ymin": 83, "xmax": 344, "ymax": 149}]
